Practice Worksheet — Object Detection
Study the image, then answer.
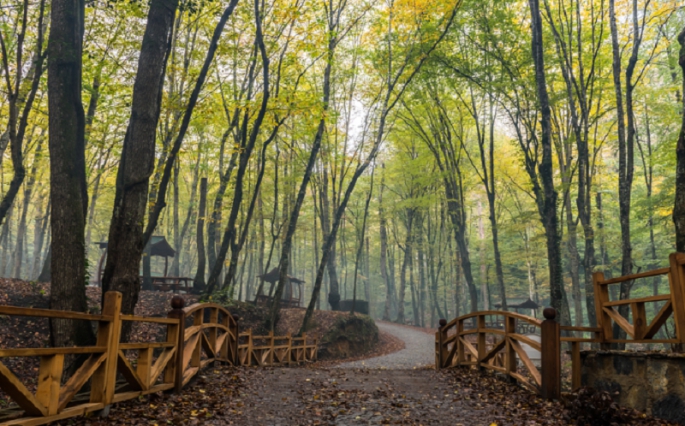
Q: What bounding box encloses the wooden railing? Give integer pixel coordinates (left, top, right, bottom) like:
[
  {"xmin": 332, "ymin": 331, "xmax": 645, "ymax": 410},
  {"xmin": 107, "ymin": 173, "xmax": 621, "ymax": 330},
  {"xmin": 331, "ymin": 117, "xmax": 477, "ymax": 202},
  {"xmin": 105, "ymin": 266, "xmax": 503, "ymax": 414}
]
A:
[
  {"xmin": 593, "ymin": 252, "xmax": 685, "ymax": 347},
  {"xmin": 435, "ymin": 308, "xmax": 561, "ymax": 399},
  {"xmin": 437, "ymin": 252, "xmax": 685, "ymax": 398},
  {"xmin": 237, "ymin": 330, "xmax": 317, "ymax": 366},
  {"xmin": 0, "ymin": 292, "xmax": 317, "ymax": 425}
]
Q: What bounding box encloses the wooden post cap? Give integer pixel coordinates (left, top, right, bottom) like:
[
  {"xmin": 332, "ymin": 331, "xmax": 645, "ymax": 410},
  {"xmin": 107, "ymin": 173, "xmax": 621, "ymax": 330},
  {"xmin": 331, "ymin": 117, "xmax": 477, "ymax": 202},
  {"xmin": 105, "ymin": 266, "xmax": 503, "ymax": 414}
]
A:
[
  {"xmin": 232, "ymin": 314, "xmax": 240, "ymax": 322},
  {"xmin": 171, "ymin": 295, "xmax": 185, "ymax": 310},
  {"xmin": 543, "ymin": 307, "xmax": 556, "ymax": 320},
  {"xmin": 439, "ymin": 319, "xmax": 447, "ymax": 328}
]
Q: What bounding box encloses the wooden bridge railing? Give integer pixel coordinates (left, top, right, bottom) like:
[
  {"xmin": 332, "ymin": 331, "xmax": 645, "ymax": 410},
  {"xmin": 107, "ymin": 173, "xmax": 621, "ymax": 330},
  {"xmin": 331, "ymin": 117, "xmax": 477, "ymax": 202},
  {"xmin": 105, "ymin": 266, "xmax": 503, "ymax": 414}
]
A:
[
  {"xmin": 237, "ymin": 330, "xmax": 317, "ymax": 366},
  {"xmin": 0, "ymin": 292, "xmax": 317, "ymax": 426},
  {"xmin": 437, "ymin": 252, "xmax": 685, "ymax": 399},
  {"xmin": 435, "ymin": 308, "xmax": 561, "ymax": 399}
]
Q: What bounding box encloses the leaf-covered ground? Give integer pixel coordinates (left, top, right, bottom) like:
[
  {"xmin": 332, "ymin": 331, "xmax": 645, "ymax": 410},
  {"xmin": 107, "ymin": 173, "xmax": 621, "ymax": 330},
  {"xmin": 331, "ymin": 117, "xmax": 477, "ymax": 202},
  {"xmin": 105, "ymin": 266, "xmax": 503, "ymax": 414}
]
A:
[{"xmin": 58, "ymin": 365, "xmax": 675, "ymax": 425}]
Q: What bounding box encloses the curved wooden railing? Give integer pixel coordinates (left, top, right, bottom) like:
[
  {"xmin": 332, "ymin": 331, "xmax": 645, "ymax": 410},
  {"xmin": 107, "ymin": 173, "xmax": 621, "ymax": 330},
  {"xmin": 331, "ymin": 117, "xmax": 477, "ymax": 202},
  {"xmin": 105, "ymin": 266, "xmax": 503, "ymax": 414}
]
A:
[
  {"xmin": 174, "ymin": 301, "xmax": 239, "ymax": 390},
  {"xmin": 0, "ymin": 292, "xmax": 317, "ymax": 426},
  {"xmin": 436, "ymin": 308, "xmax": 561, "ymax": 399}
]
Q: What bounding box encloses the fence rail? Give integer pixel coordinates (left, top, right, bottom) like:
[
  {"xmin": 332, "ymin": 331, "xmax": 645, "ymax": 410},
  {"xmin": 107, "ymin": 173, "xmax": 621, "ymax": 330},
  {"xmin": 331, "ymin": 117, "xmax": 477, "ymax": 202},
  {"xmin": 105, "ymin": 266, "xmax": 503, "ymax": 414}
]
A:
[
  {"xmin": 0, "ymin": 292, "xmax": 317, "ymax": 425},
  {"xmin": 436, "ymin": 252, "xmax": 685, "ymax": 399}
]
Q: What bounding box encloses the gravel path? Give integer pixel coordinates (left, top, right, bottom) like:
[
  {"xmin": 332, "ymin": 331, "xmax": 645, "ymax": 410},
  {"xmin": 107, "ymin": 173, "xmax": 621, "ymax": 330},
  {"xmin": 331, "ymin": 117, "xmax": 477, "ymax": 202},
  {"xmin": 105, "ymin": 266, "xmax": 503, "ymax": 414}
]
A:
[{"xmin": 336, "ymin": 321, "xmax": 435, "ymax": 369}]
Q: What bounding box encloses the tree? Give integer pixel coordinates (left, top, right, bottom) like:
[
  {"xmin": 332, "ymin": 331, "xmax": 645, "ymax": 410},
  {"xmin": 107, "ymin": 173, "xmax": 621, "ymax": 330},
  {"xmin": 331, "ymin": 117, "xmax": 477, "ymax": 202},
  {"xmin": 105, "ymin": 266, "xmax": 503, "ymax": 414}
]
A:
[
  {"xmin": 676, "ymin": 26, "xmax": 685, "ymax": 252},
  {"xmin": 101, "ymin": 0, "xmax": 180, "ymax": 328},
  {"xmin": 47, "ymin": 0, "xmax": 94, "ymax": 347},
  {"xmin": 528, "ymin": 0, "xmax": 571, "ymax": 325}
]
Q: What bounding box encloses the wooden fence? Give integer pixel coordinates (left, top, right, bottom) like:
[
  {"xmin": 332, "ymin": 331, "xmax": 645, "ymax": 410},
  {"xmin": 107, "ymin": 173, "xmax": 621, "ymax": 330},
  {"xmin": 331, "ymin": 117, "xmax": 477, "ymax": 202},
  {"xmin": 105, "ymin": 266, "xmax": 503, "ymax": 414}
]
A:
[
  {"xmin": 237, "ymin": 331, "xmax": 317, "ymax": 366},
  {"xmin": 436, "ymin": 252, "xmax": 685, "ymax": 400},
  {"xmin": 0, "ymin": 292, "xmax": 317, "ymax": 425}
]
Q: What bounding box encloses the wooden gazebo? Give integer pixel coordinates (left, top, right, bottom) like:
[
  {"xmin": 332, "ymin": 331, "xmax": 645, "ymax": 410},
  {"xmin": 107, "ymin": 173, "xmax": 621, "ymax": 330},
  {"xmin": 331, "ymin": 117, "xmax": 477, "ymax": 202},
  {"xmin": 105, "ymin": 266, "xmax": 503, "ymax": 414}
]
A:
[
  {"xmin": 254, "ymin": 267, "xmax": 305, "ymax": 308},
  {"xmin": 95, "ymin": 236, "xmax": 191, "ymax": 292}
]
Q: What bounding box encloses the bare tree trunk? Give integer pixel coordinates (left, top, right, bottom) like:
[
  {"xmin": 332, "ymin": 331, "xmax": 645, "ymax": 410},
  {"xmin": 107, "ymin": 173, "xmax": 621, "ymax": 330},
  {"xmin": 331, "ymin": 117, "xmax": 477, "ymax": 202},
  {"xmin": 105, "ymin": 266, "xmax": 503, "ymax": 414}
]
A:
[{"xmin": 47, "ymin": 0, "xmax": 94, "ymax": 347}]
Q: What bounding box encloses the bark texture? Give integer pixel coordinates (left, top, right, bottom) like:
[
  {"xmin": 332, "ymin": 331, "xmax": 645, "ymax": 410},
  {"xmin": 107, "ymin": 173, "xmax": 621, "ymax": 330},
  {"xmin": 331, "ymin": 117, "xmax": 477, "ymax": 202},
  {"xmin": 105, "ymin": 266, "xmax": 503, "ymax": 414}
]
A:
[
  {"xmin": 101, "ymin": 0, "xmax": 179, "ymax": 328},
  {"xmin": 47, "ymin": 0, "xmax": 93, "ymax": 347}
]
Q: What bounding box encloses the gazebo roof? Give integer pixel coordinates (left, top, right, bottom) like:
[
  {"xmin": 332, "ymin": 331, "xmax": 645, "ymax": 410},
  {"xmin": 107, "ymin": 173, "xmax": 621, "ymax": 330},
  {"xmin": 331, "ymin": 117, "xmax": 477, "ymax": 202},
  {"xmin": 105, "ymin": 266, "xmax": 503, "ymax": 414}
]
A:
[
  {"xmin": 514, "ymin": 298, "xmax": 541, "ymax": 310},
  {"xmin": 494, "ymin": 298, "xmax": 541, "ymax": 310},
  {"xmin": 96, "ymin": 235, "xmax": 176, "ymax": 258},
  {"xmin": 258, "ymin": 267, "xmax": 305, "ymax": 284}
]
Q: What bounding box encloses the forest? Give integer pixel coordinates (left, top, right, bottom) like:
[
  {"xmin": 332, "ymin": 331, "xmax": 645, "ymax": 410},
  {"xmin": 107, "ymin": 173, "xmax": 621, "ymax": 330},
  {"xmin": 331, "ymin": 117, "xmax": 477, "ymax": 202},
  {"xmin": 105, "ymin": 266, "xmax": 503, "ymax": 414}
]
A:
[{"xmin": 1, "ymin": 0, "xmax": 685, "ymax": 346}]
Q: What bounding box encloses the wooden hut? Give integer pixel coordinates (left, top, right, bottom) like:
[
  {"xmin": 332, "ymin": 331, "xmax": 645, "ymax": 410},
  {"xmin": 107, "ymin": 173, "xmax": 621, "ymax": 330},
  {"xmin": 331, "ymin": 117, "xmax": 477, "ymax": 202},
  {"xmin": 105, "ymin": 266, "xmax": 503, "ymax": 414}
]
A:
[
  {"xmin": 254, "ymin": 267, "xmax": 305, "ymax": 308},
  {"xmin": 94, "ymin": 236, "xmax": 191, "ymax": 292}
]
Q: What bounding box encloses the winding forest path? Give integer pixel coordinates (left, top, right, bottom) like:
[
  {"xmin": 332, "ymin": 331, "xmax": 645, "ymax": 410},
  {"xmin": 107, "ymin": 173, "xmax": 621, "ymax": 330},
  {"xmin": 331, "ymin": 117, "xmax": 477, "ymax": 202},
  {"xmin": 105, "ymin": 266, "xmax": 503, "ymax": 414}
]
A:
[
  {"xmin": 73, "ymin": 319, "xmax": 572, "ymax": 425},
  {"xmin": 336, "ymin": 321, "xmax": 435, "ymax": 369}
]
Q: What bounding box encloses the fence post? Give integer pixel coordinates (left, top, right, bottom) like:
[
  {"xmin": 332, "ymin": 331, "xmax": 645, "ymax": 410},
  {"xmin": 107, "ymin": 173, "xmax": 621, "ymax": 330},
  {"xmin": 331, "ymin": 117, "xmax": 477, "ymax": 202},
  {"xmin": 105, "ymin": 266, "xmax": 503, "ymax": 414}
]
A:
[
  {"xmin": 540, "ymin": 307, "xmax": 561, "ymax": 400},
  {"xmin": 231, "ymin": 314, "xmax": 240, "ymax": 365},
  {"xmin": 90, "ymin": 291, "xmax": 122, "ymax": 412},
  {"xmin": 437, "ymin": 319, "xmax": 446, "ymax": 369},
  {"xmin": 168, "ymin": 295, "xmax": 185, "ymax": 392}
]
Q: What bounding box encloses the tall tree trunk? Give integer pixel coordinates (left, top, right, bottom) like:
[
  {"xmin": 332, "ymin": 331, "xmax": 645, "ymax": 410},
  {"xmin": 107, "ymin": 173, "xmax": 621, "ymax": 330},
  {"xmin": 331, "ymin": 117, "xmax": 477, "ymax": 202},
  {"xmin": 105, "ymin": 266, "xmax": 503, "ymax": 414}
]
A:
[
  {"xmin": 13, "ymin": 136, "xmax": 44, "ymax": 279},
  {"xmin": 47, "ymin": 0, "xmax": 93, "ymax": 347},
  {"xmin": 675, "ymin": 27, "xmax": 685, "ymax": 252},
  {"xmin": 269, "ymin": 13, "xmax": 337, "ymax": 328},
  {"xmin": 397, "ymin": 210, "xmax": 413, "ymax": 323},
  {"xmin": 379, "ymin": 168, "xmax": 394, "ymax": 320},
  {"xmin": 529, "ymin": 0, "xmax": 571, "ymax": 325},
  {"xmin": 205, "ymin": 0, "xmax": 270, "ymax": 295},
  {"xmin": 193, "ymin": 178, "xmax": 208, "ymax": 291},
  {"xmin": 101, "ymin": 0, "xmax": 179, "ymax": 330}
]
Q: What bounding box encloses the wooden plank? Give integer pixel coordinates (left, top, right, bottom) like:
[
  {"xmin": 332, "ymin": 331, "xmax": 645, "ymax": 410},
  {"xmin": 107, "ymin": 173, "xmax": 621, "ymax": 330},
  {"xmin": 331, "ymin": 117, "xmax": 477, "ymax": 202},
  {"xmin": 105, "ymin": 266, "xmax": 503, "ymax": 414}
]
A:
[
  {"xmin": 571, "ymin": 341, "xmax": 581, "ymax": 391},
  {"xmin": 668, "ymin": 253, "xmax": 685, "ymax": 345},
  {"xmin": 603, "ymin": 294, "xmax": 671, "ymax": 307},
  {"xmin": 214, "ymin": 332, "xmax": 228, "ymax": 355},
  {"xmin": 115, "ymin": 351, "xmax": 145, "ymax": 392},
  {"xmin": 509, "ymin": 334, "xmax": 542, "ymax": 352},
  {"xmin": 136, "ymin": 348, "xmax": 153, "ymax": 389},
  {"xmin": 1, "ymin": 403, "xmax": 104, "ymax": 426},
  {"xmin": 593, "ymin": 272, "xmax": 611, "ymax": 346},
  {"xmin": 644, "ymin": 301, "xmax": 673, "ymax": 339},
  {"xmin": 182, "ymin": 333, "xmax": 200, "ymax": 372},
  {"xmin": 200, "ymin": 332, "xmax": 216, "ymax": 359},
  {"xmin": 57, "ymin": 353, "xmax": 107, "ymax": 412},
  {"xmin": 110, "ymin": 390, "xmax": 142, "ymax": 404},
  {"xmin": 184, "ymin": 325, "xmax": 202, "ymax": 341},
  {"xmin": 90, "ymin": 291, "xmax": 122, "ymax": 406},
  {"xmin": 597, "ymin": 268, "xmax": 670, "ymax": 286},
  {"xmin": 459, "ymin": 337, "xmax": 478, "ymax": 358},
  {"xmin": 118, "ymin": 342, "xmax": 175, "ymax": 350},
  {"xmin": 510, "ymin": 338, "xmax": 541, "ymax": 387},
  {"xmin": 0, "ymin": 360, "xmax": 47, "ymax": 416},
  {"xmin": 510, "ymin": 372, "xmax": 538, "ymax": 392},
  {"xmin": 182, "ymin": 367, "xmax": 199, "ymax": 386},
  {"xmin": 120, "ymin": 315, "xmax": 178, "ymax": 325},
  {"xmin": 479, "ymin": 339, "xmax": 506, "ymax": 364},
  {"xmin": 0, "ymin": 305, "xmax": 110, "ymax": 322},
  {"xmin": 602, "ymin": 307, "xmax": 635, "ymax": 338},
  {"xmin": 0, "ymin": 347, "xmax": 106, "ymax": 357},
  {"xmin": 35, "ymin": 355, "xmax": 64, "ymax": 416},
  {"xmin": 559, "ymin": 326, "xmax": 601, "ymax": 332},
  {"xmin": 632, "ymin": 302, "xmax": 647, "ymax": 340},
  {"xmin": 149, "ymin": 347, "xmax": 176, "ymax": 388}
]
